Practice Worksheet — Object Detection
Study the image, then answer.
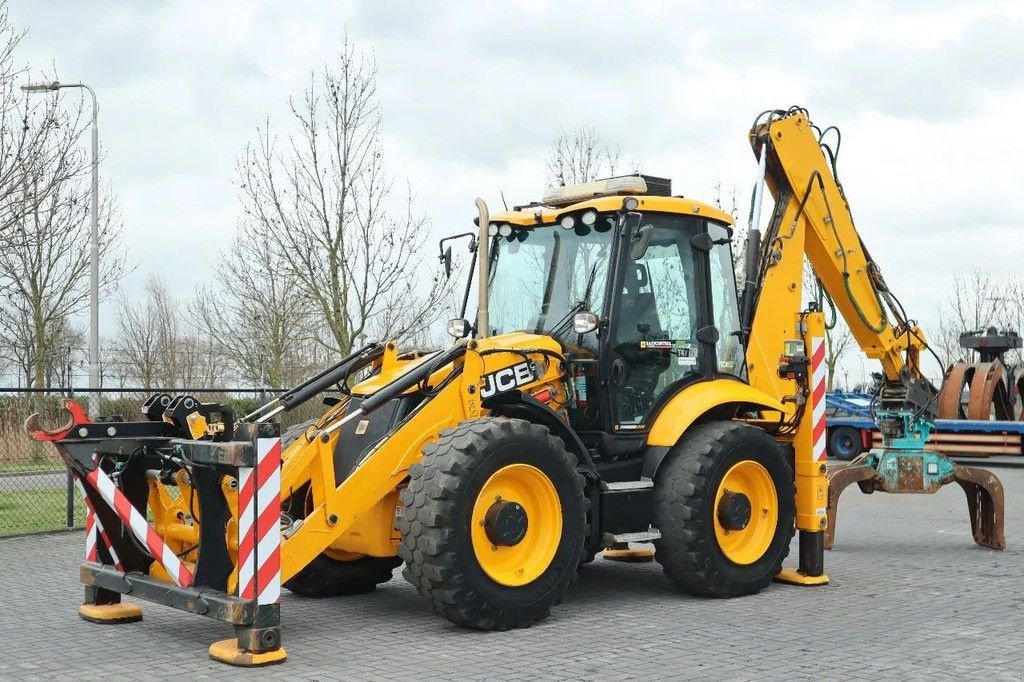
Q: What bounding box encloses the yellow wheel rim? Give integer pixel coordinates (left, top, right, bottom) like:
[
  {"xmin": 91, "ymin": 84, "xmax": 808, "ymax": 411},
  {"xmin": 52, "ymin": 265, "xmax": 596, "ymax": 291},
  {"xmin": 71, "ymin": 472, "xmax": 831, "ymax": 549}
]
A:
[
  {"xmin": 470, "ymin": 463, "xmax": 562, "ymax": 587},
  {"xmin": 713, "ymin": 460, "xmax": 778, "ymax": 565}
]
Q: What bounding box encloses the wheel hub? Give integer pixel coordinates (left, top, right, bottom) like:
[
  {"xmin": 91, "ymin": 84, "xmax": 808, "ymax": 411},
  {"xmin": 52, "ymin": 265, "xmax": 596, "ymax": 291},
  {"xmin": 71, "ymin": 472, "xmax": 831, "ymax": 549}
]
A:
[
  {"xmin": 716, "ymin": 490, "xmax": 752, "ymax": 531},
  {"xmin": 484, "ymin": 500, "xmax": 529, "ymax": 546}
]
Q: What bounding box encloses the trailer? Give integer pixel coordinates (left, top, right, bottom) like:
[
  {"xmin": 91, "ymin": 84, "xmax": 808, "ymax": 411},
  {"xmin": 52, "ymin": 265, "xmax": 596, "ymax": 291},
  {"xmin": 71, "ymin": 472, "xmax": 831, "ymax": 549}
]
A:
[{"xmin": 826, "ymin": 412, "xmax": 1024, "ymax": 460}]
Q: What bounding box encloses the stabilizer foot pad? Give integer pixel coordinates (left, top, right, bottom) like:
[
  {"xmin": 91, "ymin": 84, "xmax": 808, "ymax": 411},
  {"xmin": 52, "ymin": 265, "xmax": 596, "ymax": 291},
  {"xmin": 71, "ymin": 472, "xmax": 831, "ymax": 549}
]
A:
[
  {"xmin": 774, "ymin": 568, "xmax": 829, "ymax": 586},
  {"xmin": 79, "ymin": 602, "xmax": 143, "ymax": 624},
  {"xmin": 602, "ymin": 547, "xmax": 655, "ymax": 563},
  {"xmin": 208, "ymin": 639, "xmax": 287, "ymax": 667}
]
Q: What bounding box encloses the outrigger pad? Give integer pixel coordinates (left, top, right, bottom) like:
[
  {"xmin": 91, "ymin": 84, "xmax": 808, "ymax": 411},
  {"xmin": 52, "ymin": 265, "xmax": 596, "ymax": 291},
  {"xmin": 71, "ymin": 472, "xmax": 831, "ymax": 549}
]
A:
[
  {"xmin": 774, "ymin": 568, "xmax": 829, "ymax": 586},
  {"xmin": 79, "ymin": 602, "xmax": 142, "ymax": 624},
  {"xmin": 208, "ymin": 639, "xmax": 287, "ymax": 667}
]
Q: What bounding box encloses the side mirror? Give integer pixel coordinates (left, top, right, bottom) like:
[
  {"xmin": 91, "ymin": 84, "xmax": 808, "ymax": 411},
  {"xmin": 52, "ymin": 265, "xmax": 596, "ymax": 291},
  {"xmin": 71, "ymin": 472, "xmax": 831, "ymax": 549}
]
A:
[
  {"xmin": 440, "ymin": 245, "xmax": 453, "ymax": 280},
  {"xmin": 630, "ymin": 222, "xmax": 654, "ymax": 261},
  {"xmin": 447, "ymin": 318, "xmax": 471, "ymax": 339},
  {"xmin": 572, "ymin": 311, "xmax": 599, "ymax": 335}
]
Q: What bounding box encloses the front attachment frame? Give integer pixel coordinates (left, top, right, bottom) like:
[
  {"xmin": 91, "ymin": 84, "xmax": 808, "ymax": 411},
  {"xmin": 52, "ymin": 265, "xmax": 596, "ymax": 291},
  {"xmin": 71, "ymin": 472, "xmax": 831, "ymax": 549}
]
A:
[{"xmin": 27, "ymin": 399, "xmax": 288, "ymax": 666}]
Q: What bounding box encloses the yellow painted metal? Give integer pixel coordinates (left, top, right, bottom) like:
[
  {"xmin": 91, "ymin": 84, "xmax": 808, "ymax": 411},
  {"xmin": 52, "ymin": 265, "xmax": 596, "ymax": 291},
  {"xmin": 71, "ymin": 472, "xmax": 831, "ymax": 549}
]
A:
[
  {"xmin": 222, "ymin": 475, "xmax": 240, "ymax": 595},
  {"xmin": 277, "ymin": 335, "xmax": 568, "ymax": 583},
  {"xmin": 329, "ymin": 489, "xmax": 402, "ymax": 557},
  {"xmin": 775, "ymin": 568, "xmax": 829, "ymax": 586},
  {"xmin": 78, "ymin": 602, "xmax": 143, "ymax": 623},
  {"xmin": 748, "ymin": 111, "xmax": 927, "ymax": 386},
  {"xmin": 146, "ymin": 468, "xmax": 199, "ymax": 571},
  {"xmin": 713, "ymin": 460, "xmax": 778, "ymax": 565},
  {"xmin": 794, "ymin": 312, "xmax": 829, "ymax": 533},
  {"xmin": 646, "ymin": 379, "xmax": 785, "ymax": 448},
  {"xmin": 470, "ymin": 463, "xmax": 562, "ymax": 587},
  {"xmin": 489, "ymin": 194, "xmax": 735, "ymax": 229},
  {"xmin": 208, "ymin": 639, "xmax": 287, "ymax": 666}
]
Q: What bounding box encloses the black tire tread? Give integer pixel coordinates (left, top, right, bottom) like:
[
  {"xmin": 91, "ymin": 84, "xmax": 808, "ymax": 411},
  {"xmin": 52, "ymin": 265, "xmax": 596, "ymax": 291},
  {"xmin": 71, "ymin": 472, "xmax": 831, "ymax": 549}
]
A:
[
  {"xmin": 283, "ymin": 554, "xmax": 401, "ymax": 597},
  {"xmin": 653, "ymin": 421, "xmax": 795, "ymax": 598},
  {"xmin": 398, "ymin": 417, "xmax": 585, "ymax": 630}
]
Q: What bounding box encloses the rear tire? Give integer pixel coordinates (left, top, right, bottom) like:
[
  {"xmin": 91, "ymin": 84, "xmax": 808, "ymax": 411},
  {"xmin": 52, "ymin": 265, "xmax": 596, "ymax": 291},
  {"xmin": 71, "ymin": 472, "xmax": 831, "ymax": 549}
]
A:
[
  {"xmin": 399, "ymin": 417, "xmax": 586, "ymax": 630},
  {"xmin": 282, "ymin": 418, "xmax": 318, "ymax": 450},
  {"xmin": 654, "ymin": 421, "xmax": 795, "ymax": 598},
  {"xmin": 284, "ymin": 554, "xmax": 401, "ymax": 598}
]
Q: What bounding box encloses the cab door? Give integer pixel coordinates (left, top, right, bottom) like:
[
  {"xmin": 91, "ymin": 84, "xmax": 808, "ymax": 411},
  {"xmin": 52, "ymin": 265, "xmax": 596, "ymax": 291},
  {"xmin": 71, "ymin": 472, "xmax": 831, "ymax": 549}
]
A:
[{"xmin": 603, "ymin": 213, "xmax": 707, "ymax": 431}]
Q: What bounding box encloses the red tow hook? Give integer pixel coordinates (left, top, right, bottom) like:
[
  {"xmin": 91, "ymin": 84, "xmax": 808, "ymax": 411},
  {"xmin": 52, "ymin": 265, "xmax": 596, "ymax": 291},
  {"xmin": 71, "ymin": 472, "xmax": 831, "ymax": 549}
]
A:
[{"xmin": 25, "ymin": 399, "xmax": 92, "ymax": 442}]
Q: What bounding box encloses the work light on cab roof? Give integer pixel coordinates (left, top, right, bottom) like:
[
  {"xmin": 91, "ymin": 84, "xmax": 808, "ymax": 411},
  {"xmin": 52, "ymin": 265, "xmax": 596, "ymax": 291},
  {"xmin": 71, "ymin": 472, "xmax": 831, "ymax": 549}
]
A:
[{"xmin": 541, "ymin": 174, "xmax": 672, "ymax": 208}]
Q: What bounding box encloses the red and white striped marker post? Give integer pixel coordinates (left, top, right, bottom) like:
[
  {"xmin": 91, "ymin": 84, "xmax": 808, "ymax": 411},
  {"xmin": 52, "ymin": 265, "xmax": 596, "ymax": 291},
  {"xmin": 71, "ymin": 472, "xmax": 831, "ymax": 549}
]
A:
[
  {"xmin": 76, "ymin": 478, "xmax": 124, "ymax": 571},
  {"xmin": 810, "ymin": 335, "xmax": 828, "ymax": 463},
  {"xmin": 85, "ymin": 466, "xmax": 194, "ymax": 587},
  {"xmin": 237, "ymin": 434, "xmax": 282, "ymax": 605}
]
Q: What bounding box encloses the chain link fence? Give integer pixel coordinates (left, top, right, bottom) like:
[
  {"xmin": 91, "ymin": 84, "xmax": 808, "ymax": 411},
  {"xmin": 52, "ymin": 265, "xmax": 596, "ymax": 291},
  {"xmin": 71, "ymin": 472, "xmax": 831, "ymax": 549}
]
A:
[{"xmin": 0, "ymin": 387, "xmax": 324, "ymax": 537}]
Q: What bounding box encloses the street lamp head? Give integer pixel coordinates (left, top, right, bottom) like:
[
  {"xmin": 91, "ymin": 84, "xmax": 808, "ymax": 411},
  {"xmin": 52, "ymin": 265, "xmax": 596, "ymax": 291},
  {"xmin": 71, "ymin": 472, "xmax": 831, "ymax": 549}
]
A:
[{"xmin": 21, "ymin": 81, "xmax": 61, "ymax": 92}]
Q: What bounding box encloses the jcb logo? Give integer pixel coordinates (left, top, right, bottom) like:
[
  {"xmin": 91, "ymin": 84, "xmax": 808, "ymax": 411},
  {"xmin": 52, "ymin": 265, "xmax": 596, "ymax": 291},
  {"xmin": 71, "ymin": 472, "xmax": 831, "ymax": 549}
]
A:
[{"xmin": 480, "ymin": 361, "xmax": 536, "ymax": 399}]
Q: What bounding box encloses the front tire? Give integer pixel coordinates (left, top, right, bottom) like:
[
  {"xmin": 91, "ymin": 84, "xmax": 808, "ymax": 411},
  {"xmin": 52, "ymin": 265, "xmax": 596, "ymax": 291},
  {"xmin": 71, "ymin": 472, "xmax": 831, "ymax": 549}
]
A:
[
  {"xmin": 399, "ymin": 417, "xmax": 586, "ymax": 630},
  {"xmin": 653, "ymin": 421, "xmax": 795, "ymax": 598}
]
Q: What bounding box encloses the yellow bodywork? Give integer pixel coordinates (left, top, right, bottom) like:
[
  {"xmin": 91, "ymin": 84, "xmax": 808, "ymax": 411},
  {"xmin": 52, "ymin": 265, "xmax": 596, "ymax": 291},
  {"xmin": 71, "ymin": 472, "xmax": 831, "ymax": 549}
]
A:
[
  {"xmin": 490, "ymin": 194, "xmax": 735, "ymax": 228},
  {"xmin": 275, "ymin": 333, "xmax": 567, "ymax": 582},
  {"xmin": 646, "ymin": 379, "xmax": 784, "ymax": 448},
  {"xmin": 746, "ymin": 112, "xmax": 927, "ymax": 390}
]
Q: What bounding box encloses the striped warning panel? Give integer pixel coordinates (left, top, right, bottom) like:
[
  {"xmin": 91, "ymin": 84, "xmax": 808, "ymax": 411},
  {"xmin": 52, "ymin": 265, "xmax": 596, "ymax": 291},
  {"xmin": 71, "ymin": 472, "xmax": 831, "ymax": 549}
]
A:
[
  {"xmin": 85, "ymin": 466, "xmax": 193, "ymax": 587},
  {"xmin": 76, "ymin": 478, "xmax": 124, "ymax": 571},
  {"xmin": 83, "ymin": 496, "xmax": 97, "ymax": 562},
  {"xmin": 810, "ymin": 336, "xmax": 828, "ymax": 462},
  {"xmin": 238, "ymin": 435, "xmax": 282, "ymax": 605}
]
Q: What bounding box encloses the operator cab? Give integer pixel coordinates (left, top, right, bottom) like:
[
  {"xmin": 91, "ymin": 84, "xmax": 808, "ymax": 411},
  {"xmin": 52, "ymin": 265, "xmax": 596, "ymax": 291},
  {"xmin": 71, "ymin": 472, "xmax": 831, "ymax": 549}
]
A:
[{"xmin": 477, "ymin": 175, "xmax": 746, "ymax": 459}]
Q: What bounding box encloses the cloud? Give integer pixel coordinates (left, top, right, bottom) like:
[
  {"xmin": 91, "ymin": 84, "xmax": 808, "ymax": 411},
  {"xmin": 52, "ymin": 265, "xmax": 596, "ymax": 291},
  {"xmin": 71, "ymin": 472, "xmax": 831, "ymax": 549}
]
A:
[{"xmin": 4, "ymin": 0, "xmax": 1021, "ymax": 365}]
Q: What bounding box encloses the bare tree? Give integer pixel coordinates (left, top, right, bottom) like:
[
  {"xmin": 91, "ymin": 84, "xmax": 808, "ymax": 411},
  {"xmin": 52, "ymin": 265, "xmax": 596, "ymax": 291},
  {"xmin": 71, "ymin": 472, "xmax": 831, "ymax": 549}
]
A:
[
  {"xmin": 237, "ymin": 39, "xmax": 448, "ymax": 356},
  {"xmin": 0, "ymin": 184, "xmax": 125, "ymax": 387},
  {"xmin": 0, "ymin": 4, "xmax": 89, "ymax": 258},
  {"xmin": 713, "ymin": 180, "xmax": 748, "ymax": 285},
  {"xmin": 112, "ymin": 274, "xmax": 225, "ymax": 389},
  {"xmin": 545, "ymin": 126, "xmax": 623, "ymax": 187},
  {"xmin": 192, "ymin": 224, "xmax": 318, "ymax": 389},
  {"xmin": 934, "ymin": 270, "xmax": 1004, "ymax": 369},
  {"xmin": 803, "ymin": 262, "xmax": 857, "ymax": 390},
  {"xmin": 114, "ymin": 274, "xmax": 161, "ymax": 389}
]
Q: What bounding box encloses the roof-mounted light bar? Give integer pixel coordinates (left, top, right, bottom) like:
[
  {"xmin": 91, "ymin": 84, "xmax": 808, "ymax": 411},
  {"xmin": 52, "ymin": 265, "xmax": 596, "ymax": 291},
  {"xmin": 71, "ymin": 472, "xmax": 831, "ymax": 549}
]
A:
[{"xmin": 542, "ymin": 175, "xmax": 649, "ymax": 208}]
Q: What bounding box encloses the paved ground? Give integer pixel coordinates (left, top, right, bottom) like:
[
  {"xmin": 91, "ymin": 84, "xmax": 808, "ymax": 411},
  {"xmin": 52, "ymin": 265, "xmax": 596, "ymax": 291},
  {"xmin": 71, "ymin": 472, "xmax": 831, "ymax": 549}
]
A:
[{"xmin": 3, "ymin": 466, "xmax": 1024, "ymax": 681}]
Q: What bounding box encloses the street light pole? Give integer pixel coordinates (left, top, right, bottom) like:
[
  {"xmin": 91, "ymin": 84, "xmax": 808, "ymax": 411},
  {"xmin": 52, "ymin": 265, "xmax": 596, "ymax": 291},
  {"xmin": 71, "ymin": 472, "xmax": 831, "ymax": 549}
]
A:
[{"xmin": 22, "ymin": 81, "xmax": 100, "ymax": 416}]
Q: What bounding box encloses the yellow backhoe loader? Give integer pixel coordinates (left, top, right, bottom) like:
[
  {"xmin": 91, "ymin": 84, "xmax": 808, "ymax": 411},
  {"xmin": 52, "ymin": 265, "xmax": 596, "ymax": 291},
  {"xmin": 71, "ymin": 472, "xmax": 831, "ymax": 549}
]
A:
[{"xmin": 28, "ymin": 106, "xmax": 1003, "ymax": 666}]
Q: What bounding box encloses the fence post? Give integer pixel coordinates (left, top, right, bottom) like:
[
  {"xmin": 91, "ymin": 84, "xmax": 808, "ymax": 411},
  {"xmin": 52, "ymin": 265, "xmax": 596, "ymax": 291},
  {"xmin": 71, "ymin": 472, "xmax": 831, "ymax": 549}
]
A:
[{"xmin": 66, "ymin": 386, "xmax": 75, "ymax": 529}]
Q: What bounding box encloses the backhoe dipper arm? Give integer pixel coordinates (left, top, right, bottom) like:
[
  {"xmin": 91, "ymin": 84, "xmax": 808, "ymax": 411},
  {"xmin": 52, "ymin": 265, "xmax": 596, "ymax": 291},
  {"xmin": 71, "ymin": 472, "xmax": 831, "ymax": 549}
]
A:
[{"xmin": 746, "ymin": 109, "xmax": 932, "ymax": 415}]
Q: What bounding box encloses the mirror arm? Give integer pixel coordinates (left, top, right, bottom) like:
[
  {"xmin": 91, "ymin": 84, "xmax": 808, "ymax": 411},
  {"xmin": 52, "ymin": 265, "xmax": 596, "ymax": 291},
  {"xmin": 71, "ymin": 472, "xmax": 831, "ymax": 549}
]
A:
[{"xmin": 458, "ymin": 239, "xmax": 478, "ymax": 321}]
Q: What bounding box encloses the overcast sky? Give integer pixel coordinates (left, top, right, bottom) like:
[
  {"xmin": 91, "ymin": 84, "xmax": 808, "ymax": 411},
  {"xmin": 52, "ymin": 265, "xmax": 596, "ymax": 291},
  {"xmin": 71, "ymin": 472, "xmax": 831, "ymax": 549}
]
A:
[{"xmin": 9, "ymin": 0, "xmax": 1024, "ymax": 384}]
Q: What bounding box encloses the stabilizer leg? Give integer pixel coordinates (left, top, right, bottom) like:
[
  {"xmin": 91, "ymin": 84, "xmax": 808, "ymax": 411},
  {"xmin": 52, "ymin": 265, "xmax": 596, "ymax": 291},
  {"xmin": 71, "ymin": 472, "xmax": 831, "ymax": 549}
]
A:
[
  {"xmin": 954, "ymin": 464, "xmax": 1006, "ymax": 550},
  {"xmin": 824, "ymin": 463, "xmax": 875, "ymax": 550}
]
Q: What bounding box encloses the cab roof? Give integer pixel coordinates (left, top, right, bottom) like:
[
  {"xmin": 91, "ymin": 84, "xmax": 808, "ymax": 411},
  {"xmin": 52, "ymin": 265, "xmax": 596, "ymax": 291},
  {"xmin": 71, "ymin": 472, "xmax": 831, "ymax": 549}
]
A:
[{"xmin": 488, "ymin": 194, "xmax": 735, "ymax": 228}]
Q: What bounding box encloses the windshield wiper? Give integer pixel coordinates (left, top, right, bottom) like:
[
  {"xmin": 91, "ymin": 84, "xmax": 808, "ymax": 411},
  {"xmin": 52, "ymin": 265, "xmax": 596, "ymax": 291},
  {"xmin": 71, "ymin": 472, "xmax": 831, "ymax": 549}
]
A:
[{"xmin": 548, "ymin": 263, "xmax": 599, "ymax": 341}]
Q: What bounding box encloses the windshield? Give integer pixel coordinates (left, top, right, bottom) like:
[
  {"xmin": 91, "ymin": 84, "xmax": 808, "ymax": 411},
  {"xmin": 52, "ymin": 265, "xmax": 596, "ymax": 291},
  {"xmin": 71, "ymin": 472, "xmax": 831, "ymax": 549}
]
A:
[{"xmin": 486, "ymin": 216, "xmax": 617, "ymax": 337}]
